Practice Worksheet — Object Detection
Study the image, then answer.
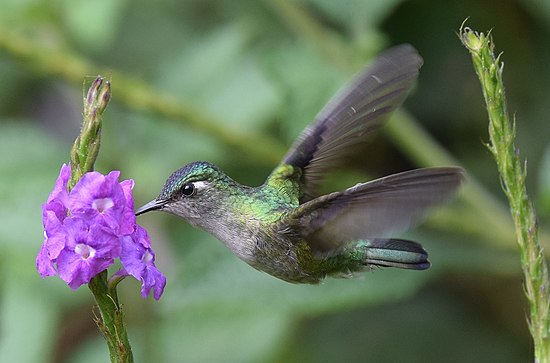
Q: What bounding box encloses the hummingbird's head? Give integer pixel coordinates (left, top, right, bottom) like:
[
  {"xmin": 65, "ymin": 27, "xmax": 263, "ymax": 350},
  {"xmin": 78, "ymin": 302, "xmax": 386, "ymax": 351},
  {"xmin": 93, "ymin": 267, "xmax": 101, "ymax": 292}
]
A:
[{"xmin": 135, "ymin": 161, "xmax": 234, "ymax": 222}]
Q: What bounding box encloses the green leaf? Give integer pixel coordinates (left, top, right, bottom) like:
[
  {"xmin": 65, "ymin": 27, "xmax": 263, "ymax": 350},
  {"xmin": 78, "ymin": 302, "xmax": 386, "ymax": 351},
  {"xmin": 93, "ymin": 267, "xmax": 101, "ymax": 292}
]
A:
[
  {"xmin": 155, "ymin": 24, "xmax": 282, "ymax": 133},
  {"xmin": 61, "ymin": 0, "xmax": 128, "ymax": 52},
  {"xmin": 309, "ymin": 0, "xmax": 406, "ymax": 29},
  {"xmin": 263, "ymin": 42, "xmax": 345, "ymax": 143},
  {"xmin": 271, "ymin": 288, "xmax": 529, "ymax": 363},
  {"xmin": 66, "ymin": 336, "xmax": 110, "ymax": 363},
  {"xmin": 0, "ymin": 277, "xmax": 61, "ymax": 363},
  {"xmin": 0, "ymin": 122, "xmax": 67, "ymax": 249}
]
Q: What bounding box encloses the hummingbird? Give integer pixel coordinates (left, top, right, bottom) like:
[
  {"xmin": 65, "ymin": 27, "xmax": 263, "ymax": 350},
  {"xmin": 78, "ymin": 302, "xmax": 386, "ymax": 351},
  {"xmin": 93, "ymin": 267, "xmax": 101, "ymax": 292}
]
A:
[{"xmin": 136, "ymin": 44, "xmax": 464, "ymax": 284}]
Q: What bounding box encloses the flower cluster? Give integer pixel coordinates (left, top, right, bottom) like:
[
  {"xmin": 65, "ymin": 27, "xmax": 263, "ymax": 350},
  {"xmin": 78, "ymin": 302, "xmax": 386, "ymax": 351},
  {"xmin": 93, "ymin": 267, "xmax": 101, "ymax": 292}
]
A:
[{"xmin": 37, "ymin": 164, "xmax": 166, "ymax": 300}]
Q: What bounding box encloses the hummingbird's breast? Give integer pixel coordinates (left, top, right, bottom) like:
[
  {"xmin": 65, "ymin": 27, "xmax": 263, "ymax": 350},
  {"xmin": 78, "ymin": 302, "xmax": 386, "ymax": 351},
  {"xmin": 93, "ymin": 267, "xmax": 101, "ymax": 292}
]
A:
[
  {"xmin": 195, "ymin": 178, "xmax": 320, "ymax": 283},
  {"xmin": 217, "ymin": 209, "xmax": 321, "ymax": 283}
]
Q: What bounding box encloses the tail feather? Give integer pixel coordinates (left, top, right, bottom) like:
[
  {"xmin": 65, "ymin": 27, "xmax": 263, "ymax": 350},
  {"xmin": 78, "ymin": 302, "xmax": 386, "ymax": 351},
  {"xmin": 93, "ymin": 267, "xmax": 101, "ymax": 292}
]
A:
[{"xmin": 363, "ymin": 238, "xmax": 430, "ymax": 270}]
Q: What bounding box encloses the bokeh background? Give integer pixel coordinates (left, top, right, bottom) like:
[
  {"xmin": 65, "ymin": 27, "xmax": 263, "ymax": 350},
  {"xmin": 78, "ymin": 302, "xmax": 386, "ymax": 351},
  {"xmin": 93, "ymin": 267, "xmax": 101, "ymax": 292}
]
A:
[{"xmin": 1, "ymin": 0, "xmax": 550, "ymax": 362}]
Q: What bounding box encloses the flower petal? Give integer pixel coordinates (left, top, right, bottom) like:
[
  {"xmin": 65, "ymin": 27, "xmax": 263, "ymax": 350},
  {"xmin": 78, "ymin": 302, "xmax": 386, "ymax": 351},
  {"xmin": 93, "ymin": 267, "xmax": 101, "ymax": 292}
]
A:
[
  {"xmin": 141, "ymin": 265, "xmax": 166, "ymax": 300},
  {"xmin": 119, "ymin": 235, "xmax": 145, "ymax": 278},
  {"xmin": 69, "ymin": 171, "xmax": 128, "ymax": 234},
  {"xmin": 57, "ymin": 248, "xmax": 90, "ymax": 289},
  {"xmin": 47, "ymin": 163, "xmax": 70, "ymax": 205},
  {"xmin": 45, "ymin": 232, "xmax": 66, "ymax": 260},
  {"xmin": 120, "ymin": 179, "xmax": 136, "ymax": 234},
  {"xmin": 36, "ymin": 243, "xmax": 56, "ymax": 277},
  {"xmin": 133, "ymin": 224, "xmax": 151, "ymax": 249},
  {"xmin": 120, "ymin": 179, "xmax": 135, "ymax": 211},
  {"xmin": 119, "ymin": 230, "xmax": 166, "ymax": 299},
  {"xmin": 89, "ymin": 224, "xmax": 121, "ymax": 259},
  {"xmin": 54, "ymin": 217, "xmax": 118, "ymax": 289},
  {"xmin": 42, "ymin": 207, "xmax": 64, "ymax": 238}
]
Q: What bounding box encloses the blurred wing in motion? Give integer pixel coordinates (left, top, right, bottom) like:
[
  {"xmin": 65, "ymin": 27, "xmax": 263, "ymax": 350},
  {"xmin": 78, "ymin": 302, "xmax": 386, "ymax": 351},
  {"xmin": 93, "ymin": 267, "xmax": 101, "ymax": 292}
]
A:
[
  {"xmin": 289, "ymin": 167, "xmax": 465, "ymax": 255},
  {"xmin": 282, "ymin": 44, "xmax": 424, "ymax": 201}
]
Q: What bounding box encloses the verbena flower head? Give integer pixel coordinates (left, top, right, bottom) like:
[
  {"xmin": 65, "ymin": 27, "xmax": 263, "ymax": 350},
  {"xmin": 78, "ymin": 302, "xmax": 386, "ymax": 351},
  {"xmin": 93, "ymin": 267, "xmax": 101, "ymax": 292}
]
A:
[
  {"xmin": 119, "ymin": 225, "xmax": 166, "ymax": 300},
  {"xmin": 69, "ymin": 170, "xmax": 136, "ymax": 235},
  {"xmin": 37, "ymin": 164, "xmax": 166, "ymax": 299},
  {"xmin": 57, "ymin": 217, "xmax": 120, "ymax": 289},
  {"xmin": 37, "ymin": 164, "xmax": 71, "ymax": 277}
]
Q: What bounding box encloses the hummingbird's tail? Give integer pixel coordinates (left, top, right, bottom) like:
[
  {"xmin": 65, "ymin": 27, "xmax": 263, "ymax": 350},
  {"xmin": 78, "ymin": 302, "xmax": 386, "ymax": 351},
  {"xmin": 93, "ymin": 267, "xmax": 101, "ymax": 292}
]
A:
[{"xmin": 363, "ymin": 239, "xmax": 430, "ymax": 270}]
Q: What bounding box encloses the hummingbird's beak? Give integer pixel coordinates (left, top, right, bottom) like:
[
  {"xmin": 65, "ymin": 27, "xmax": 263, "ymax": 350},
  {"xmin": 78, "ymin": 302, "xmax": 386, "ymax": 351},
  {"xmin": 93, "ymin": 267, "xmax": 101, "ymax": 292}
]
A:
[{"xmin": 135, "ymin": 199, "xmax": 166, "ymax": 216}]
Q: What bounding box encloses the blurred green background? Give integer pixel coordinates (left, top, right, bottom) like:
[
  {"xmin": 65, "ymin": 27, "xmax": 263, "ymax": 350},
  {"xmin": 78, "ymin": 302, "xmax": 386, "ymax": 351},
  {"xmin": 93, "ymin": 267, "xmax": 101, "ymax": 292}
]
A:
[{"xmin": 1, "ymin": 0, "xmax": 550, "ymax": 362}]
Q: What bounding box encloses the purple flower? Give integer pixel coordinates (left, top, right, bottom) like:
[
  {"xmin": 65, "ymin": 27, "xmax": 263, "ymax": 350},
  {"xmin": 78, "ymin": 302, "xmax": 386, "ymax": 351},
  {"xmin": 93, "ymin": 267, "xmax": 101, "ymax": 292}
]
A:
[
  {"xmin": 37, "ymin": 165, "xmax": 166, "ymax": 299},
  {"xmin": 36, "ymin": 243, "xmax": 57, "ymax": 277},
  {"xmin": 69, "ymin": 171, "xmax": 135, "ymax": 235},
  {"xmin": 47, "ymin": 163, "xmax": 70, "ymax": 206},
  {"xmin": 43, "ymin": 163, "xmax": 70, "ymax": 231},
  {"xmin": 119, "ymin": 225, "xmax": 166, "ymax": 300},
  {"xmin": 57, "ymin": 217, "xmax": 120, "ymax": 289},
  {"xmin": 37, "ymin": 164, "xmax": 71, "ymax": 277},
  {"xmin": 120, "ymin": 179, "xmax": 137, "ymax": 235}
]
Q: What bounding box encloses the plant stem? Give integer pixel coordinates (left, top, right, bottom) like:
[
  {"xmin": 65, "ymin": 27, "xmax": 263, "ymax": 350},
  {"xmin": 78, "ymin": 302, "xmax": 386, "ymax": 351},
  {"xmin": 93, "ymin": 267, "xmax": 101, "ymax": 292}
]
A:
[
  {"xmin": 88, "ymin": 272, "xmax": 133, "ymax": 363},
  {"xmin": 68, "ymin": 76, "xmax": 134, "ymax": 362},
  {"xmin": 69, "ymin": 76, "xmax": 111, "ymax": 188},
  {"xmin": 460, "ymin": 23, "xmax": 550, "ymax": 362}
]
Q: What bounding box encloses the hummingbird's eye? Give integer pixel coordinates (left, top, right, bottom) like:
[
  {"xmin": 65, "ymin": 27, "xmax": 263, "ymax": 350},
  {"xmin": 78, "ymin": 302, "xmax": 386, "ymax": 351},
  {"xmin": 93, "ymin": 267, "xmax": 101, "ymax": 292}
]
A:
[{"xmin": 181, "ymin": 183, "xmax": 196, "ymax": 196}]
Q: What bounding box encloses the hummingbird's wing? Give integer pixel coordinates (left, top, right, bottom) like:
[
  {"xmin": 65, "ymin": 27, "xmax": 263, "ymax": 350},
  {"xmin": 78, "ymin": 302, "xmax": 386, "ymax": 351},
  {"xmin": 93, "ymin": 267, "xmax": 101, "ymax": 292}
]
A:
[
  {"xmin": 287, "ymin": 167, "xmax": 464, "ymax": 256},
  {"xmin": 282, "ymin": 44, "xmax": 423, "ymax": 202}
]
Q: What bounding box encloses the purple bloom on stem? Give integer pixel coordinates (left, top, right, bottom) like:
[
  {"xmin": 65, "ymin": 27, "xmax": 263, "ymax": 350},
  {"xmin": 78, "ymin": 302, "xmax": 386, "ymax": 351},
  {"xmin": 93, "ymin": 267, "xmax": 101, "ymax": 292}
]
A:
[
  {"xmin": 38, "ymin": 204, "xmax": 68, "ymax": 277},
  {"xmin": 119, "ymin": 179, "xmax": 137, "ymax": 235},
  {"xmin": 38, "ymin": 164, "xmax": 71, "ymax": 277},
  {"xmin": 47, "ymin": 163, "xmax": 70, "ymax": 206},
  {"xmin": 57, "ymin": 217, "xmax": 120, "ymax": 289},
  {"xmin": 120, "ymin": 225, "xmax": 166, "ymax": 300},
  {"xmin": 42, "ymin": 210, "xmax": 65, "ymax": 252},
  {"xmin": 43, "ymin": 163, "xmax": 71, "ymax": 228},
  {"xmin": 69, "ymin": 171, "xmax": 132, "ymax": 234},
  {"xmin": 38, "ymin": 164, "xmax": 166, "ymax": 299},
  {"xmin": 37, "ymin": 212, "xmax": 67, "ymax": 277},
  {"xmin": 37, "ymin": 243, "xmax": 57, "ymax": 277}
]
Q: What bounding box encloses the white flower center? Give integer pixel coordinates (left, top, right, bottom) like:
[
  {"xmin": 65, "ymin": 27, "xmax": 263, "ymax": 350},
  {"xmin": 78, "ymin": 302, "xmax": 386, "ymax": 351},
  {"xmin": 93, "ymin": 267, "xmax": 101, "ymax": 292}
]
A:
[
  {"xmin": 142, "ymin": 250, "xmax": 153, "ymax": 265},
  {"xmin": 75, "ymin": 243, "xmax": 96, "ymax": 260},
  {"xmin": 92, "ymin": 198, "xmax": 114, "ymax": 213}
]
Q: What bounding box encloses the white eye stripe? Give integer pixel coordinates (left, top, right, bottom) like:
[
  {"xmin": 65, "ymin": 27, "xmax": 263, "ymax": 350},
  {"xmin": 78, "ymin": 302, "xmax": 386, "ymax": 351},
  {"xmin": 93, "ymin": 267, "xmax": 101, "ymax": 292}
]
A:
[{"xmin": 192, "ymin": 181, "xmax": 209, "ymax": 190}]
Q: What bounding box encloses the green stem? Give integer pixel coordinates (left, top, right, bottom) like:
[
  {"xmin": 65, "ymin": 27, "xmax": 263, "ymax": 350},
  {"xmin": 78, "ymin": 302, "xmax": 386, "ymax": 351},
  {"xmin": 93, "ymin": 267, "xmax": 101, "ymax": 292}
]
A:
[
  {"xmin": 67, "ymin": 76, "xmax": 133, "ymax": 362},
  {"xmin": 69, "ymin": 77, "xmax": 111, "ymax": 188},
  {"xmin": 88, "ymin": 272, "xmax": 133, "ymax": 363},
  {"xmin": 460, "ymin": 23, "xmax": 550, "ymax": 362}
]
